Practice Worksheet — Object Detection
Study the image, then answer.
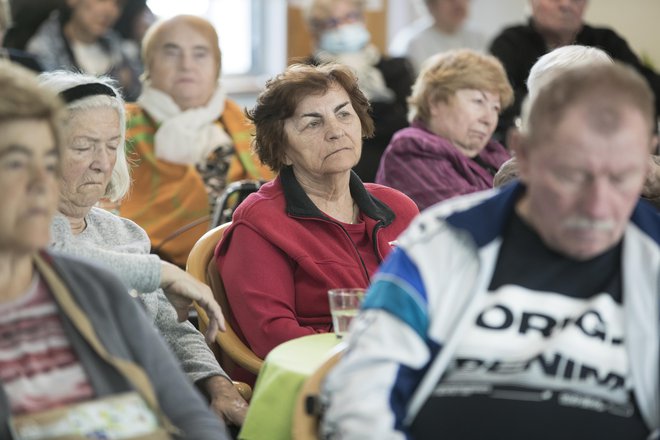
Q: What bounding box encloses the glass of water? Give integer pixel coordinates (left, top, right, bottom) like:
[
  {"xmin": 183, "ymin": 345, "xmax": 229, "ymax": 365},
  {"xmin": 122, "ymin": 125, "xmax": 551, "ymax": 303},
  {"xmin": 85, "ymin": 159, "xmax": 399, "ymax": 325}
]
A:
[{"xmin": 328, "ymin": 288, "xmax": 366, "ymax": 338}]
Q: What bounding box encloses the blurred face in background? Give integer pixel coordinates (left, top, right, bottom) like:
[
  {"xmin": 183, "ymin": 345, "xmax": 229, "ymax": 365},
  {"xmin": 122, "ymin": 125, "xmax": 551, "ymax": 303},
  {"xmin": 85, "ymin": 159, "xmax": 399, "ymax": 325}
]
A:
[
  {"xmin": 148, "ymin": 21, "xmax": 218, "ymax": 110},
  {"xmin": 314, "ymin": 0, "xmax": 370, "ymax": 54},
  {"xmin": 428, "ymin": 0, "xmax": 470, "ymax": 34},
  {"xmin": 530, "ymin": 0, "xmax": 587, "ymax": 39},
  {"xmin": 66, "ymin": 0, "xmax": 123, "ymax": 41}
]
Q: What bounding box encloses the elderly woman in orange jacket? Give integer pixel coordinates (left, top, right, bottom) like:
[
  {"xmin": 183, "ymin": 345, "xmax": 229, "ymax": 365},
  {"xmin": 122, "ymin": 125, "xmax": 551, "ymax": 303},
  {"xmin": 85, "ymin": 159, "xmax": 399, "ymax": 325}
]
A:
[{"xmin": 119, "ymin": 15, "xmax": 273, "ymax": 267}]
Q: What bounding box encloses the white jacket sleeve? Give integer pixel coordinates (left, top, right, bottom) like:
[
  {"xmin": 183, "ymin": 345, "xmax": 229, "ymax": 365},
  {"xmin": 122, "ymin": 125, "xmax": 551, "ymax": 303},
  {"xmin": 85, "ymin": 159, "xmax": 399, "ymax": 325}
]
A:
[{"xmin": 321, "ymin": 309, "xmax": 431, "ymax": 439}]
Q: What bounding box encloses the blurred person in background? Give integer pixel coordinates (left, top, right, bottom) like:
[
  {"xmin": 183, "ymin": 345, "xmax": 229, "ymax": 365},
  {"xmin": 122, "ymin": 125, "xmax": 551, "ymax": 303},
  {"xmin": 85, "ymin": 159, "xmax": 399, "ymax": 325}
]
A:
[
  {"xmin": 376, "ymin": 49, "xmax": 513, "ymax": 211},
  {"xmin": 0, "ymin": 59, "xmax": 227, "ymax": 440},
  {"xmin": 305, "ymin": 0, "xmax": 414, "ymax": 183},
  {"xmin": 493, "ymin": 45, "xmax": 612, "ymax": 188},
  {"xmin": 118, "ymin": 15, "xmax": 273, "ymax": 268},
  {"xmin": 389, "ymin": 0, "xmax": 487, "ymax": 75},
  {"xmin": 493, "ymin": 44, "xmax": 660, "ymax": 210},
  {"xmin": 41, "ymin": 70, "xmax": 248, "ymax": 427},
  {"xmin": 0, "ymin": 0, "xmax": 42, "ymax": 71},
  {"xmin": 489, "ymin": 0, "xmax": 660, "ymax": 145},
  {"xmin": 113, "ymin": 0, "xmax": 155, "ymax": 68},
  {"xmin": 25, "ymin": 0, "xmax": 142, "ymax": 100},
  {"xmin": 216, "ymin": 63, "xmax": 418, "ymax": 385}
]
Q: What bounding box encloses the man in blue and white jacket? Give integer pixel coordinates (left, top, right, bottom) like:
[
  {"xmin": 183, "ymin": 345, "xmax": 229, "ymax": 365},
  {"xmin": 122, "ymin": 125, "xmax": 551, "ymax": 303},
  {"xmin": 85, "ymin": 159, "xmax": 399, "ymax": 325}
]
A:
[{"xmin": 322, "ymin": 62, "xmax": 660, "ymax": 439}]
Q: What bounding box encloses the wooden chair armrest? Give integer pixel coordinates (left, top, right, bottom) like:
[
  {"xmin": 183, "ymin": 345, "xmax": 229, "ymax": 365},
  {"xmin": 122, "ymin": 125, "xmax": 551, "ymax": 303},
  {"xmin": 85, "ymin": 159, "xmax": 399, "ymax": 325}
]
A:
[{"xmin": 195, "ymin": 302, "xmax": 264, "ymax": 375}]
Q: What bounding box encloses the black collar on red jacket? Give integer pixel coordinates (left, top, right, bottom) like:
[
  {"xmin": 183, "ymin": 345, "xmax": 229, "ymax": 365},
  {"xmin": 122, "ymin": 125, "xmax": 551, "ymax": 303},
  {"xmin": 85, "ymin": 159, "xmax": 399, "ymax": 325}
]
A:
[{"xmin": 280, "ymin": 165, "xmax": 395, "ymax": 226}]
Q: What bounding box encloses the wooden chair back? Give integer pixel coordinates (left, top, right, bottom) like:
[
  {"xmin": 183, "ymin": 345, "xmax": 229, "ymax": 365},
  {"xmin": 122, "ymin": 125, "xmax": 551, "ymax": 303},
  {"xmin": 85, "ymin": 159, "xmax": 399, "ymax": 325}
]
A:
[{"xmin": 186, "ymin": 222, "xmax": 263, "ymax": 376}]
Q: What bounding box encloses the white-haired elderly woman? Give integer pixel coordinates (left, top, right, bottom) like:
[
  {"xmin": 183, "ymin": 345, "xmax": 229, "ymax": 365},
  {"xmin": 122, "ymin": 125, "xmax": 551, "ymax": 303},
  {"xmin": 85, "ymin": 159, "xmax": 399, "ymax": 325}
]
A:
[
  {"xmin": 0, "ymin": 61, "xmax": 226, "ymax": 439},
  {"xmin": 41, "ymin": 70, "xmax": 248, "ymax": 426}
]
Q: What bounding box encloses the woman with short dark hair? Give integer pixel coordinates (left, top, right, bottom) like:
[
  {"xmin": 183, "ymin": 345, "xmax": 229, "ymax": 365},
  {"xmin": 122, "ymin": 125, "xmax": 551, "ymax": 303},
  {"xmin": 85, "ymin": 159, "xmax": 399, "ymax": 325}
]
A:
[{"xmin": 216, "ymin": 62, "xmax": 419, "ymax": 384}]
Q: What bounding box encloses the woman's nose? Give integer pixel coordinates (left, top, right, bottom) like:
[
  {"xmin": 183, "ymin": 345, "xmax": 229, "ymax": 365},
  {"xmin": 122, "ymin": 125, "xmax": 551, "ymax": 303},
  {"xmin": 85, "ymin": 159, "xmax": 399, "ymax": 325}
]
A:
[
  {"xmin": 326, "ymin": 118, "xmax": 345, "ymax": 140},
  {"xmin": 92, "ymin": 148, "xmax": 113, "ymax": 172}
]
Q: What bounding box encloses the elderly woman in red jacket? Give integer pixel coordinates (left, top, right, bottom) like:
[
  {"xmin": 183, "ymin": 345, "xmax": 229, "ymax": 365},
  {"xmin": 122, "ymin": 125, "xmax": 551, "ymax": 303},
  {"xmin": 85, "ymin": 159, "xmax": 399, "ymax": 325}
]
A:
[{"xmin": 215, "ymin": 63, "xmax": 419, "ymax": 384}]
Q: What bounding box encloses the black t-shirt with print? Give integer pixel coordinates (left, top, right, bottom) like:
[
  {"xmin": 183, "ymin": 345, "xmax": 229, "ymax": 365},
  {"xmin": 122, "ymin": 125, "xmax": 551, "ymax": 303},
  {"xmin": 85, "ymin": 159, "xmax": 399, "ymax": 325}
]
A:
[{"xmin": 410, "ymin": 211, "xmax": 649, "ymax": 439}]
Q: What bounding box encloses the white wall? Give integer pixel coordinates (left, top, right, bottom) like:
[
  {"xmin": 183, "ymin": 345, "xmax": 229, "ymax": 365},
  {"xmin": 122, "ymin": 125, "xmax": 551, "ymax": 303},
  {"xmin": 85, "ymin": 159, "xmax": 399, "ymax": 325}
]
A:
[
  {"xmin": 387, "ymin": 0, "xmax": 660, "ymax": 67},
  {"xmin": 584, "ymin": 0, "xmax": 660, "ymax": 68}
]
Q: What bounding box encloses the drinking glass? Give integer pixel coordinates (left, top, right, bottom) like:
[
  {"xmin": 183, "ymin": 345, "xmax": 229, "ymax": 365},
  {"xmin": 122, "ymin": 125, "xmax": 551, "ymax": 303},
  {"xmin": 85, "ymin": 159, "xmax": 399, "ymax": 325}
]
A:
[{"xmin": 328, "ymin": 288, "xmax": 365, "ymax": 338}]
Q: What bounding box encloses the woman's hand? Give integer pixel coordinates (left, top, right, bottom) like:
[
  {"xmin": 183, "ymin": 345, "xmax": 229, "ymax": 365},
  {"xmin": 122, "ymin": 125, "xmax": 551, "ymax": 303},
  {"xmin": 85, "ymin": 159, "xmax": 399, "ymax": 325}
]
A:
[
  {"xmin": 160, "ymin": 261, "xmax": 226, "ymax": 343},
  {"xmin": 201, "ymin": 376, "xmax": 249, "ymax": 426}
]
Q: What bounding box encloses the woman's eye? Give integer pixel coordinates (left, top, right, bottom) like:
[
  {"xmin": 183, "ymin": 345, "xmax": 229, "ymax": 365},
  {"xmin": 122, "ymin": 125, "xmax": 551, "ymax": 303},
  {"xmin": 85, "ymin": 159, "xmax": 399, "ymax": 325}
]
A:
[
  {"xmin": 45, "ymin": 161, "xmax": 58, "ymax": 173},
  {"xmin": 3, "ymin": 159, "xmax": 25, "ymax": 170}
]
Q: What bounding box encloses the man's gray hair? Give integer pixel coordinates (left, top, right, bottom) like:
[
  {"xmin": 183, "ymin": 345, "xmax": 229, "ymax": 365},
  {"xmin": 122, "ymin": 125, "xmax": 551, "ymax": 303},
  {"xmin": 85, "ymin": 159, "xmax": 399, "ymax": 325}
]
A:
[
  {"xmin": 526, "ymin": 45, "xmax": 612, "ymax": 99},
  {"xmin": 38, "ymin": 71, "xmax": 130, "ymax": 202},
  {"xmin": 521, "ymin": 45, "xmax": 612, "ymax": 136}
]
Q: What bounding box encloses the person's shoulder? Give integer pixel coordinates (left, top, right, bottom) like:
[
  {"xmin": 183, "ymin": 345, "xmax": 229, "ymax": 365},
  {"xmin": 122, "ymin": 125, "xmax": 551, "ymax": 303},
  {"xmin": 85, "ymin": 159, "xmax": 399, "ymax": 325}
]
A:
[
  {"xmin": 376, "ymin": 55, "xmax": 414, "ymax": 78},
  {"xmin": 125, "ymin": 102, "xmax": 145, "ymax": 118},
  {"xmin": 26, "ymin": 10, "xmax": 61, "ymax": 44},
  {"xmin": 580, "ymin": 23, "xmax": 621, "ymax": 37},
  {"xmin": 578, "ymin": 23, "xmax": 628, "ymax": 45},
  {"xmin": 88, "ymin": 207, "xmax": 150, "ymax": 240},
  {"xmin": 45, "ymin": 250, "xmax": 129, "ymax": 294},
  {"xmin": 389, "ymin": 125, "xmax": 455, "ymax": 155},
  {"xmin": 222, "ymin": 97, "xmax": 243, "ymax": 115},
  {"xmin": 389, "ymin": 17, "xmax": 433, "ymax": 55},
  {"xmin": 390, "ymin": 125, "xmax": 426, "ymax": 143},
  {"xmin": 493, "ymin": 22, "xmax": 531, "ymax": 37},
  {"xmin": 490, "ymin": 21, "xmax": 535, "ymax": 45},
  {"xmin": 124, "ymin": 103, "xmax": 152, "ymax": 128},
  {"xmin": 365, "ymin": 182, "xmax": 413, "ymax": 201},
  {"xmin": 630, "ymin": 200, "xmax": 660, "ymax": 246},
  {"xmin": 364, "ymin": 183, "xmax": 419, "ymax": 215},
  {"xmin": 7, "ymin": 49, "xmax": 43, "ymax": 72},
  {"xmin": 397, "ymin": 188, "xmax": 502, "ymax": 248},
  {"xmin": 231, "ymin": 178, "xmax": 285, "ymax": 222}
]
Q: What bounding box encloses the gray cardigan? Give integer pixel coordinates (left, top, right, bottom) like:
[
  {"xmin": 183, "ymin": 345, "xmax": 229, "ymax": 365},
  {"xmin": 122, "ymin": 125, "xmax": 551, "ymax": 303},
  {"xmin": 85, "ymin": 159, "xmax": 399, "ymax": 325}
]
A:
[
  {"xmin": 50, "ymin": 208, "xmax": 228, "ymax": 383},
  {"xmin": 0, "ymin": 252, "xmax": 228, "ymax": 439}
]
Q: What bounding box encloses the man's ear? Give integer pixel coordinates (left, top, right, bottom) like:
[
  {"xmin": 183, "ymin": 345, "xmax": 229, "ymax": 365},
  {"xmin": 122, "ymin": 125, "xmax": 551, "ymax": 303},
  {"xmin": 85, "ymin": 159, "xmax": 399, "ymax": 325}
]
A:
[
  {"xmin": 505, "ymin": 126, "xmax": 522, "ymax": 153},
  {"xmin": 650, "ymin": 134, "xmax": 659, "ymax": 155},
  {"xmin": 511, "ymin": 132, "xmax": 531, "ymax": 183}
]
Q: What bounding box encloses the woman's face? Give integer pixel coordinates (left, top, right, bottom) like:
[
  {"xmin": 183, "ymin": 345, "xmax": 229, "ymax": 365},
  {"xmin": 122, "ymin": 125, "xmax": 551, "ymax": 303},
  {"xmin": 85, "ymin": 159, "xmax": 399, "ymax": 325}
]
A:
[
  {"xmin": 149, "ymin": 22, "xmax": 218, "ymax": 111},
  {"xmin": 283, "ymin": 84, "xmax": 362, "ymax": 179},
  {"xmin": 67, "ymin": 0, "xmax": 122, "ymax": 40},
  {"xmin": 428, "ymin": 88, "xmax": 500, "ymax": 157},
  {"xmin": 59, "ymin": 107, "xmax": 120, "ymax": 214},
  {"xmin": 0, "ymin": 119, "xmax": 59, "ymax": 253}
]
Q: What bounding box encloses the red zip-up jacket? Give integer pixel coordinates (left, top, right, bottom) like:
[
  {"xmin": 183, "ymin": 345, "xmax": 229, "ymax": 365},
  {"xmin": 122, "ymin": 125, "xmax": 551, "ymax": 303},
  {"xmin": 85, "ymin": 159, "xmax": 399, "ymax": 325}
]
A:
[{"xmin": 215, "ymin": 166, "xmax": 418, "ymax": 383}]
